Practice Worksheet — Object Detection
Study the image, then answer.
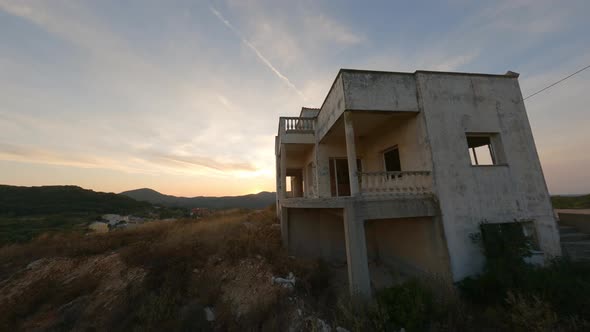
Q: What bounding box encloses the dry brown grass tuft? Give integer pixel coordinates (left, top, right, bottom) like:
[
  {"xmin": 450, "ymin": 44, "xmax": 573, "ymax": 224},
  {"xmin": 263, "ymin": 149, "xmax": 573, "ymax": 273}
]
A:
[{"xmin": 0, "ymin": 208, "xmax": 329, "ymax": 331}]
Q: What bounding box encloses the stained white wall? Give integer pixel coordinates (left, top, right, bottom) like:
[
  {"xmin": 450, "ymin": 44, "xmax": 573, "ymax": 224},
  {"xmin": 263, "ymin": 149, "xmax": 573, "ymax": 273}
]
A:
[
  {"xmin": 342, "ymin": 71, "xmax": 418, "ymax": 112},
  {"xmin": 416, "ymin": 72, "xmax": 561, "ymax": 280},
  {"xmin": 317, "ymin": 75, "xmax": 345, "ymax": 141}
]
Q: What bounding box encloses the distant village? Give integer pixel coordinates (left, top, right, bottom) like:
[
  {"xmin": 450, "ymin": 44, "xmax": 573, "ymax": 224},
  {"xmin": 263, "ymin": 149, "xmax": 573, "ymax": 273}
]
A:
[{"xmin": 88, "ymin": 208, "xmax": 212, "ymax": 233}]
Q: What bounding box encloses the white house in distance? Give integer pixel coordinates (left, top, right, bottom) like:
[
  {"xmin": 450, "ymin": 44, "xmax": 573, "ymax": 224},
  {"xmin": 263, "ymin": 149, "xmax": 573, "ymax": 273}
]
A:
[{"xmin": 275, "ymin": 68, "xmax": 561, "ymax": 298}]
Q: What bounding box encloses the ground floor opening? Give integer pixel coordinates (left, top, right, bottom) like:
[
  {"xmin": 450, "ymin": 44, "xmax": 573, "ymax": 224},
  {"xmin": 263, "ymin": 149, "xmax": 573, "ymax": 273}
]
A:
[{"xmin": 285, "ymin": 207, "xmax": 450, "ymax": 292}]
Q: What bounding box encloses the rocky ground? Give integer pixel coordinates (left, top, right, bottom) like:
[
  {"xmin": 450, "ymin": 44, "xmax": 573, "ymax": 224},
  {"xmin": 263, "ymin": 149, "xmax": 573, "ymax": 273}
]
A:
[{"xmin": 0, "ymin": 208, "xmax": 351, "ymax": 331}]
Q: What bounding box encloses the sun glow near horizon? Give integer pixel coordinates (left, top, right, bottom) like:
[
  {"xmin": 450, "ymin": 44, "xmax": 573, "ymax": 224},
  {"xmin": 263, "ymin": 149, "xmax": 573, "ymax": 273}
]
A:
[{"xmin": 0, "ymin": 0, "xmax": 589, "ymax": 195}]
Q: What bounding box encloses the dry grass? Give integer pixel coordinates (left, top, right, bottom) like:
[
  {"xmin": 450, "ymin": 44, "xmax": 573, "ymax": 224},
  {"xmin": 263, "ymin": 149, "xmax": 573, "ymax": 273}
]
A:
[{"xmin": 0, "ymin": 207, "xmax": 330, "ymax": 331}]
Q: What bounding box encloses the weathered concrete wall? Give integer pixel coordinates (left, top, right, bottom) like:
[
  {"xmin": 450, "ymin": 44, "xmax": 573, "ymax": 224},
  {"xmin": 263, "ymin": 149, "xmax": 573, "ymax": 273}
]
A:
[
  {"xmin": 300, "ymin": 107, "xmax": 320, "ymax": 118},
  {"xmin": 302, "ymin": 147, "xmax": 316, "ymax": 197},
  {"xmin": 287, "ymin": 208, "xmax": 346, "ymax": 263},
  {"xmin": 317, "ymin": 75, "xmax": 346, "ymax": 141},
  {"xmin": 316, "ymin": 141, "xmax": 351, "ymax": 198},
  {"xmin": 416, "ymin": 72, "xmax": 561, "ymax": 280},
  {"xmin": 365, "ymin": 217, "xmax": 450, "ymax": 276},
  {"xmin": 359, "ymin": 114, "xmax": 432, "ymax": 172},
  {"xmin": 342, "ymin": 71, "xmax": 418, "ymax": 112}
]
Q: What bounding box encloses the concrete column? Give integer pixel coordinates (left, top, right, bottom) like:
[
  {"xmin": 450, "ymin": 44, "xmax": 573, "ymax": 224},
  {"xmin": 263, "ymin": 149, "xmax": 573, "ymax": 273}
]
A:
[
  {"xmin": 316, "ymin": 143, "xmax": 331, "ymax": 198},
  {"xmin": 313, "ymin": 142, "xmax": 319, "ymax": 197},
  {"xmin": 293, "ymin": 175, "xmax": 303, "ymax": 198},
  {"xmin": 344, "ymin": 112, "xmax": 360, "ymax": 196},
  {"xmin": 281, "ymin": 207, "xmax": 289, "ymax": 248},
  {"xmin": 343, "ymin": 203, "xmax": 371, "ymax": 299},
  {"xmin": 275, "ymin": 153, "xmax": 280, "ymax": 217},
  {"xmin": 280, "ymin": 144, "xmax": 287, "ymax": 200}
]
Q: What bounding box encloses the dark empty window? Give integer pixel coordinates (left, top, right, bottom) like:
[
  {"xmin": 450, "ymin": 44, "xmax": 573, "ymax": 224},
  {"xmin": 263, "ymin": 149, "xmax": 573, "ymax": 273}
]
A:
[
  {"xmin": 384, "ymin": 147, "xmax": 401, "ymax": 172},
  {"xmin": 329, "ymin": 158, "xmax": 362, "ymax": 197},
  {"xmin": 467, "ymin": 135, "xmax": 496, "ymax": 165}
]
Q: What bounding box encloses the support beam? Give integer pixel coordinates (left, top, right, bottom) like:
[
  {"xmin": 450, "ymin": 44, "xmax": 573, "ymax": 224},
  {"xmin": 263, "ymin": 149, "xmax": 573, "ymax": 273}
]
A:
[
  {"xmin": 343, "ymin": 202, "xmax": 371, "ymax": 299},
  {"xmin": 280, "ymin": 144, "xmax": 287, "ymax": 200},
  {"xmin": 316, "ymin": 143, "xmax": 331, "ymax": 198},
  {"xmin": 344, "ymin": 112, "xmax": 360, "ymax": 196},
  {"xmin": 275, "ymin": 140, "xmax": 281, "ymax": 217},
  {"xmin": 281, "ymin": 207, "xmax": 289, "ymax": 248}
]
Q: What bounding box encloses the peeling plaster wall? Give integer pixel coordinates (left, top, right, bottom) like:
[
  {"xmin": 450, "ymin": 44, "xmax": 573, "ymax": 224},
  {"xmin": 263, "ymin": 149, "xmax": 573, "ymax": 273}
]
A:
[
  {"xmin": 317, "ymin": 75, "xmax": 345, "ymax": 141},
  {"xmin": 416, "ymin": 73, "xmax": 561, "ymax": 280}
]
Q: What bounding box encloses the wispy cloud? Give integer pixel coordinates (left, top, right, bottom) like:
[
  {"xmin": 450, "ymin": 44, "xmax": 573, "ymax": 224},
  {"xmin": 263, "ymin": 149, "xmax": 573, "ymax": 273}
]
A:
[
  {"xmin": 304, "ymin": 15, "xmax": 364, "ymax": 45},
  {"xmin": 145, "ymin": 151, "xmax": 257, "ymax": 173},
  {"xmin": 209, "ymin": 6, "xmax": 307, "ymax": 101},
  {"xmin": 0, "ymin": 142, "xmax": 259, "ymax": 176},
  {"xmin": 0, "ymin": 0, "xmax": 588, "ymax": 195}
]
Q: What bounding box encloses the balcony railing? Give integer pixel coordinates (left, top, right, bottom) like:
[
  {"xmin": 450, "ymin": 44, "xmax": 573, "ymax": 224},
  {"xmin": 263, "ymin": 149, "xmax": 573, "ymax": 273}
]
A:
[
  {"xmin": 280, "ymin": 117, "xmax": 315, "ymax": 133},
  {"xmin": 358, "ymin": 171, "xmax": 432, "ymax": 195}
]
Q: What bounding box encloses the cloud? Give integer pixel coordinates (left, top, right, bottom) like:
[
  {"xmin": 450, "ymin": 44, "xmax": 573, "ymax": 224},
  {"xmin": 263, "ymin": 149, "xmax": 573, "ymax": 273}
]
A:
[
  {"xmin": 430, "ymin": 53, "xmax": 479, "ymax": 72},
  {"xmin": 209, "ymin": 6, "xmax": 307, "ymax": 101},
  {"xmin": 145, "ymin": 151, "xmax": 257, "ymax": 173},
  {"xmin": 0, "ymin": 142, "xmax": 138, "ymax": 172},
  {"xmin": 304, "ymin": 15, "xmax": 364, "ymax": 45},
  {"xmin": 0, "ymin": 141, "xmax": 260, "ymax": 177},
  {"xmin": 1, "ymin": 0, "xmax": 588, "ymax": 195}
]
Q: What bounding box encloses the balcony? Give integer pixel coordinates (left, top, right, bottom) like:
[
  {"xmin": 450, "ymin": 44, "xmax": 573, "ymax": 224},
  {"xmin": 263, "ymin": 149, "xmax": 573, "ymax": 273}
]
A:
[
  {"xmin": 358, "ymin": 171, "xmax": 433, "ymax": 196},
  {"xmin": 278, "ymin": 117, "xmax": 316, "ymax": 144},
  {"xmin": 282, "ymin": 117, "xmax": 315, "ymax": 132}
]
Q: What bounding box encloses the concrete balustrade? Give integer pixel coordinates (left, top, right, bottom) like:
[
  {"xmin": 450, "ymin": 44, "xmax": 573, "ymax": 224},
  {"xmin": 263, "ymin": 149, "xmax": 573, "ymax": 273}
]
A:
[
  {"xmin": 358, "ymin": 171, "xmax": 432, "ymax": 195},
  {"xmin": 280, "ymin": 117, "xmax": 315, "ymax": 133}
]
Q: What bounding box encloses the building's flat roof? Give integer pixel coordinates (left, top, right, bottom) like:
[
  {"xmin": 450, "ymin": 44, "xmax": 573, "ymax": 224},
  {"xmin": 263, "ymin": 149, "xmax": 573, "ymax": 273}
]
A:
[
  {"xmin": 340, "ymin": 68, "xmax": 518, "ymax": 78},
  {"xmin": 311, "ymin": 68, "xmax": 520, "ymax": 117}
]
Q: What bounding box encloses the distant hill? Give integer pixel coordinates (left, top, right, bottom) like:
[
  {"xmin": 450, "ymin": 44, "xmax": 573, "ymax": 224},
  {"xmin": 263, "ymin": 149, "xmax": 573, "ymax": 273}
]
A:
[
  {"xmin": 0, "ymin": 185, "xmax": 151, "ymax": 217},
  {"xmin": 0, "ymin": 185, "xmax": 154, "ymax": 244},
  {"xmin": 120, "ymin": 188, "xmax": 276, "ymax": 209},
  {"xmin": 552, "ymin": 194, "xmax": 590, "ymax": 209}
]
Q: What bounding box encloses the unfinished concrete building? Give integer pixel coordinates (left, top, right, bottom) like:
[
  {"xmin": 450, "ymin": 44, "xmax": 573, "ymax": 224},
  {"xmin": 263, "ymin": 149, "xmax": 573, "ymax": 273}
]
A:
[{"xmin": 275, "ymin": 69, "xmax": 561, "ymax": 297}]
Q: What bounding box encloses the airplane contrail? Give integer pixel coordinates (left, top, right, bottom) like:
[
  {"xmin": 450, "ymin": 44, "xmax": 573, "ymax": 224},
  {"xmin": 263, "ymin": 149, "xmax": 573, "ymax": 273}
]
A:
[{"xmin": 209, "ymin": 6, "xmax": 307, "ymax": 101}]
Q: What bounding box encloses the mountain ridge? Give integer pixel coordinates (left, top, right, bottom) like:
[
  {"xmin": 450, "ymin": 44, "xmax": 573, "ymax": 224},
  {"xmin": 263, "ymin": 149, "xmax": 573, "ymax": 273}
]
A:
[
  {"xmin": 0, "ymin": 184, "xmax": 151, "ymax": 216},
  {"xmin": 120, "ymin": 188, "xmax": 276, "ymax": 209}
]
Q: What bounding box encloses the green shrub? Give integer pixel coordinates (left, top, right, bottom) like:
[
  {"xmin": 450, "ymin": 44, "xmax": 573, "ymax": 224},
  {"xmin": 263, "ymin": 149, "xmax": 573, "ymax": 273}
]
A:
[
  {"xmin": 376, "ymin": 278, "xmax": 436, "ymax": 332},
  {"xmin": 459, "ymin": 222, "xmax": 532, "ymax": 305},
  {"xmin": 505, "ymin": 292, "xmax": 558, "ymax": 332},
  {"xmin": 459, "ymin": 221, "xmax": 590, "ymax": 325}
]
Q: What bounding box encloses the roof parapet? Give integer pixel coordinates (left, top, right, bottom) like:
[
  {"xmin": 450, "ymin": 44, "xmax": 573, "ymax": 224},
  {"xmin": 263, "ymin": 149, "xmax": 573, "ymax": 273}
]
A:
[{"xmin": 505, "ymin": 70, "xmax": 520, "ymax": 78}]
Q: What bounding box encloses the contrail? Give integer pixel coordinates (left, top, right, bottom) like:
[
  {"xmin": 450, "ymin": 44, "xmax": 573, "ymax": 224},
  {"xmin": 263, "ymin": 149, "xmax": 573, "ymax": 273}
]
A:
[{"xmin": 209, "ymin": 6, "xmax": 307, "ymax": 101}]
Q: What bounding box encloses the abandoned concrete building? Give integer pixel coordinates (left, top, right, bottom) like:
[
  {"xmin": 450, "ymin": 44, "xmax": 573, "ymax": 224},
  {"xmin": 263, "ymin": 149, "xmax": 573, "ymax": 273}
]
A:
[{"xmin": 275, "ymin": 69, "xmax": 561, "ymax": 297}]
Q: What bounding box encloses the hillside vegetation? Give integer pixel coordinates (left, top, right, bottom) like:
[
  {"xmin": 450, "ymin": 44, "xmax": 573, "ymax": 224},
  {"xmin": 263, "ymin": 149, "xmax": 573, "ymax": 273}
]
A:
[
  {"xmin": 0, "ymin": 185, "xmax": 151, "ymax": 216},
  {"xmin": 0, "ymin": 185, "xmax": 156, "ymax": 244},
  {"xmin": 552, "ymin": 194, "xmax": 590, "ymax": 209},
  {"xmin": 1, "ymin": 208, "xmax": 589, "ymax": 331},
  {"xmin": 0, "ymin": 208, "xmax": 335, "ymax": 331},
  {"xmin": 121, "ymin": 188, "xmax": 276, "ymax": 209}
]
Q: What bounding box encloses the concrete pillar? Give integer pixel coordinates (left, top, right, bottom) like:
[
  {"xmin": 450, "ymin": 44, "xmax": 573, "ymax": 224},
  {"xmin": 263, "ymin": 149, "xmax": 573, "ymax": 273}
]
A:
[
  {"xmin": 281, "ymin": 207, "xmax": 289, "ymax": 248},
  {"xmin": 293, "ymin": 173, "xmax": 303, "ymax": 197},
  {"xmin": 280, "ymin": 144, "xmax": 287, "ymax": 200},
  {"xmin": 344, "ymin": 112, "xmax": 360, "ymax": 196},
  {"xmin": 275, "ymin": 151, "xmax": 281, "ymax": 218},
  {"xmin": 312, "ymin": 142, "xmax": 318, "ymax": 197},
  {"xmin": 316, "ymin": 143, "xmax": 331, "ymax": 198},
  {"xmin": 343, "ymin": 203, "xmax": 371, "ymax": 299}
]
